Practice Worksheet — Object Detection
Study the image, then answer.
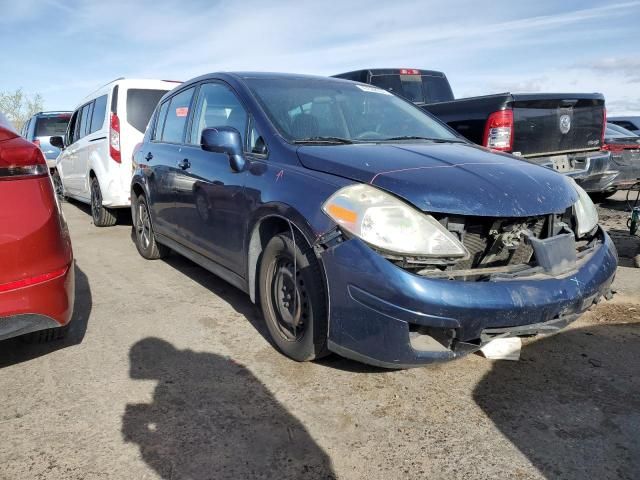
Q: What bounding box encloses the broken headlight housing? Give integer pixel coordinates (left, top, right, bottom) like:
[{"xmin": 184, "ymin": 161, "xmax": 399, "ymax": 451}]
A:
[
  {"xmin": 322, "ymin": 184, "xmax": 468, "ymax": 258},
  {"xmin": 571, "ymin": 179, "xmax": 599, "ymax": 238}
]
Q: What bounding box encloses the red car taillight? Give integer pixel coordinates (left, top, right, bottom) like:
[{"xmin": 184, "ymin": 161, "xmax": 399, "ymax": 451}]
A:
[
  {"xmin": 0, "ymin": 138, "xmax": 48, "ymax": 180},
  {"xmin": 110, "ymin": 112, "xmax": 121, "ymax": 163},
  {"xmin": 483, "ymin": 110, "xmax": 514, "ymax": 152}
]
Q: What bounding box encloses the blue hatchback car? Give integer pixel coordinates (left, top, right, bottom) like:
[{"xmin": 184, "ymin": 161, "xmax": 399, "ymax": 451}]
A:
[{"xmin": 131, "ymin": 72, "xmax": 617, "ymax": 368}]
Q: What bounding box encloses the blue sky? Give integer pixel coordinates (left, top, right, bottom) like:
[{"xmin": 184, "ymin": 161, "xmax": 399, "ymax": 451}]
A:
[{"xmin": 1, "ymin": 0, "xmax": 639, "ymax": 114}]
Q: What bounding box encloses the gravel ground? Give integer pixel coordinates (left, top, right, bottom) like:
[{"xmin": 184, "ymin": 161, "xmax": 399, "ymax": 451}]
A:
[{"xmin": 0, "ymin": 199, "xmax": 639, "ymax": 480}]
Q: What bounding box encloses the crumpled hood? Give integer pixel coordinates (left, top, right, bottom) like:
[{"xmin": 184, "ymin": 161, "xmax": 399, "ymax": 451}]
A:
[{"xmin": 296, "ymin": 142, "xmax": 578, "ymax": 217}]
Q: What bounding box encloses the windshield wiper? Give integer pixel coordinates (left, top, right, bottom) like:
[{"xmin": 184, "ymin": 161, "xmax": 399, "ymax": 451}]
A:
[
  {"xmin": 381, "ymin": 136, "xmax": 465, "ymax": 143},
  {"xmin": 293, "ymin": 136, "xmax": 354, "ymax": 145}
]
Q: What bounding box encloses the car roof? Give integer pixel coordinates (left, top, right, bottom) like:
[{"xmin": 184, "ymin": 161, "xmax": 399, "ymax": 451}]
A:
[
  {"xmin": 33, "ymin": 111, "xmax": 72, "ymax": 117},
  {"xmin": 183, "ymin": 71, "xmax": 357, "ymax": 84}
]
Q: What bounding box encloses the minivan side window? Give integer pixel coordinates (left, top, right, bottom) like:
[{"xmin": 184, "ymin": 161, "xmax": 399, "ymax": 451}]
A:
[
  {"xmin": 153, "ymin": 101, "xmax": 170, "ymax": 141},
  {"xmin": 90, "ymin": 95, "xmax": 108, "ymax": 134},
  {"xmin": 161, "ymin": 87, "xmax": 195, "ymax": 144},
  {"xmin": 189, "ymin": 82, "xmax": 247, "ymax": 146},
  {"xmin": 82, "ymin": 102, "xmax": 94, "ymax": 137}
]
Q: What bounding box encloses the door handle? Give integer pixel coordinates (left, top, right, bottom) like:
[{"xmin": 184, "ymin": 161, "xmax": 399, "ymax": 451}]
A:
[
  {"xmin": 178, "ymin": 158, "xmax": 191, "ymax": 170},
  {"xmin": 144, "ymin": 152, "xmax": 153, "ymax": 161}
]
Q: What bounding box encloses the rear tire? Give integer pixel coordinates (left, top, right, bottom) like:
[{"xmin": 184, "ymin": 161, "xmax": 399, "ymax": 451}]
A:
[
  {"xmin": 90, "ymin": 176, "xmax": 117, "ymax": 227},
  {"xmin": 133, "ymin": 194, "xmax": 169, "ymax": 260},
  {"xmin": 259, "ymin": 230, "xmax": 329, "ymax": 362},
  {"xmin": 21, "ymin": 323, "xmax": 70, "ymax": 344}
]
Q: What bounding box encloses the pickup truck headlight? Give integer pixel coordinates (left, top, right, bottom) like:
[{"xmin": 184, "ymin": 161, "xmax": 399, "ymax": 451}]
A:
[
  {"xmin": 322, "ymin": 184, "xmax": 468, "ymax": 257},
  {"xmin": 571, "ymin": 179, "xmax": 599, "ymax": 237}
]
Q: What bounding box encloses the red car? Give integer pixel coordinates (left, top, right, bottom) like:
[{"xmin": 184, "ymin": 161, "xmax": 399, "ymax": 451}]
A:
[{"xmin": 0, "ymin": 113, "xmax": 74, "ymax": 343}]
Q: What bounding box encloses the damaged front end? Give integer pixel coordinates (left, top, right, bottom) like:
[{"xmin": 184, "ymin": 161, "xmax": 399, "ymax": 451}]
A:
[{"xmin": 317, "ymin": 205, "xmax": 617, "ymax": 368}]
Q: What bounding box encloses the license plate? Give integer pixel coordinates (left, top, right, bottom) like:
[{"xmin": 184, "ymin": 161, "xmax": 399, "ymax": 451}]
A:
[{"xmin": 551, "ymin": 155, "xmax": 571, "ymax": 172}]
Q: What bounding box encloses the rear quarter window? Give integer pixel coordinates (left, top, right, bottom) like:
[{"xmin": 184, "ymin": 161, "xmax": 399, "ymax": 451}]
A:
[
  {"xmin": 126, "ymin": 89, "xmax": 169, "ymax": 133},
  {"xmin": 89, "ymin": 95, "xmax": 108, "ymax": 133}
]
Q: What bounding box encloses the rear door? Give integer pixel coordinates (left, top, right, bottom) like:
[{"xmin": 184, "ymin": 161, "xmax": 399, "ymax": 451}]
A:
[
  {"xmin": 512, "ymin": 95, "xmax": 605, "ymax": 157},
  {"xmin": 144, "ymin": 86, "xmax": 196, "ymax": 238}
]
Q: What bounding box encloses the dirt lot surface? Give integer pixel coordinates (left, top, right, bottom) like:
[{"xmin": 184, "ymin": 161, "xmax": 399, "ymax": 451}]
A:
[{"xmin": 1, "ymin": 197, "xmax": 639, "ymax": 480}]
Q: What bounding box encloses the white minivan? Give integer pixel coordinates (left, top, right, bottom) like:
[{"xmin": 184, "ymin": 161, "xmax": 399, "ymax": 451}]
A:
[{"xmin": 52, "ymin": 78, "xmax": 180, "ymax": 226}]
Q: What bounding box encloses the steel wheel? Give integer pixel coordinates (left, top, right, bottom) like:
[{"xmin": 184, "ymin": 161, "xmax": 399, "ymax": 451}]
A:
[{"xmin": 269, "ymin": 256, "xmax": 309, "ymax": 341}]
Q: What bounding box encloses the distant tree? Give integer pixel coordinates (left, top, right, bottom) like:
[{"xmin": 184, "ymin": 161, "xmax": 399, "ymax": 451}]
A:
[{"xmin": 0, "ymin": 88, "xmax": 44, "ymax": 132}]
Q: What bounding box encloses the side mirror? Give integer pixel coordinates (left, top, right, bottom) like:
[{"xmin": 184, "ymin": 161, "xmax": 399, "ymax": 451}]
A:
[
  {"xmin": 201, "ymin": 127, "xmax": 246, "ymax": 173},
  {"xmin": 50, "ymin": 136, "xmax": 65, "ymax": 149}
]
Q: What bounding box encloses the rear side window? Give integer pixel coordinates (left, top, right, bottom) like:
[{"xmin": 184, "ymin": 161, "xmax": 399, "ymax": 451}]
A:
[
  {"xmin": 35, "ymin": 115, "xmax": 71, "ymax": 137},
  {"xmin": 89, "ymin": 95, "xmax": 108, "ymax": 134},
  {"xmin": 153, "ymin": 101, "xmax": 169, "ymax": 140},
  {"xmin": 161, "ymin": 87, "xmax": 195, "ymax": 143},
  {"xmin": 126, "ymin": 89, "xmax": 169, "ymax": 133}
]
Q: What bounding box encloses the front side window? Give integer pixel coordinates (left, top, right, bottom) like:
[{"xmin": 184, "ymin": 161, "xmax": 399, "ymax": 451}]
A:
[
  {"xmin": 246, "ymin": 77, "xmax": 459, "ymax": 144},
  {"xmin": 189, "ymin": 82, "xmax": 247, "ymax": 145},
  {"xmin": 161, "ymin": 87, "xmax": 195, "ymax": 143}
]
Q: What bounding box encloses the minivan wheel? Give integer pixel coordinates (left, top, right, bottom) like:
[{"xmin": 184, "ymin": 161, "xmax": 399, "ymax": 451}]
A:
[
  {"xmin": 133, "ymin": 194, "xmax": 169, "ymax": 260},
  {"xmin": 259, "ymin": 231, "xmax": 329, "ymax": 362},
  {"xmin": 90, "ymin": 176, "xmax": 117, "ymax": 227},
  {"xmin": 51, "ymin": 169, "xmax": 64, "ymax": 200}
]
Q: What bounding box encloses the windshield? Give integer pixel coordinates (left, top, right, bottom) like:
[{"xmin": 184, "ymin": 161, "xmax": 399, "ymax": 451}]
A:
[
  {"xmin": 35, "ymin": 115, "xmax": 71, "ymax": 137},
  {"xmin": 370, "ymin": 74, "xmax": 454, "ymax": 104},
  {"xmin": 245, "ymin": 77, "xmax": 460, "ymax": 143}
]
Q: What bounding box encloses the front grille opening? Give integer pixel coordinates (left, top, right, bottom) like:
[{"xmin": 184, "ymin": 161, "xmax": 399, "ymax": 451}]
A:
[
  {"xmin": 408, "ymin": 324, "xmax": 456, "ymax": 352},
  {"xmin": 389, "ymin": 208, "xmax": 585, "ymax": 281}
]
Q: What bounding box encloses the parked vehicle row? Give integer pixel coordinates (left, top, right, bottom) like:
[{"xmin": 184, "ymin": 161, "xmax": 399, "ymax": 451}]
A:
[
  {"xmin": 0, "ymin": 113, "xmax": 74, "ymax": 343},
  {"xmin": 334, "ymin": 68, "xmax": 619, "ymax": 195},
  {"xmin": 5, "ymin": 70, "xmax": 624, "ymax": 368},
  {"xmin": 603, "ymin": 122, "xmax": 640, "ymax": 190}
]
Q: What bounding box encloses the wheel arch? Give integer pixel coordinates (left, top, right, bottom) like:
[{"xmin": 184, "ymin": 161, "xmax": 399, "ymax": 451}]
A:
[{"xmin": 246, "ymin": 209, "xmax": 322, "ymax": 304}]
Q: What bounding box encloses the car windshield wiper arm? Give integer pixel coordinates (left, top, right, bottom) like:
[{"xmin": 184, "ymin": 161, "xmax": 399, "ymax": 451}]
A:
[
  {"xmin": 293, "ymin": 136, "xmax": 355, "ymax": 145},
  {"xmin": 381, "ymin": 136, "xmax": 465, "ymax": 143}
]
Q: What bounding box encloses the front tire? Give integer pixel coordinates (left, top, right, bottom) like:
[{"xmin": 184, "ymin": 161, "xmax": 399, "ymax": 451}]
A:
[
  {"xmin": 259, "ymin": 231, "xmax": 329, "ymax": 362},
  {"xmin": 133, "ymin": 194, "xmax": 169, "ymax": 260},
  {"xmin": 90, "ymin": 176, "xmax": 117, "ymax": 227},
  {"xmin": 51, "ymin": 169, "xmax": 64, "ymax": 201}
]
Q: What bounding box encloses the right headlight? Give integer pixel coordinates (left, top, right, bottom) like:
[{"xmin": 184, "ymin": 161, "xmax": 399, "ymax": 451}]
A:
[
  {"xmin": 322, "ymin": 184, "xmax": 468, "ymax": 258},
  {"xmin": 570, "ymin": 179, "xmax": 599, "ymax": 237}
]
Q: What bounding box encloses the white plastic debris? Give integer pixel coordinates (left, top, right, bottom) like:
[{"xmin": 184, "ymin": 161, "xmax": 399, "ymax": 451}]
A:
[{"xmin": 480, "ymin": 337, "xmax": 522, "ymax": 361}]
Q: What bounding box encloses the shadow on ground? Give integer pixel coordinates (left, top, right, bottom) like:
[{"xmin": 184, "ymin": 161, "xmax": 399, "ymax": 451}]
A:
[
  {"xmin": 0, "ymin": 264, "xmax": 92, "ymax": 368},
  {"xmin": 161, "ymin": 253, "xmax": 388, "ymax": 374},
  {"xmin": 474, "ymin": 322, "xmax": 640, "ymax": 479},
  {"xmin": 122, "ymin": 338, "xmax": 336, "ymax": 479}
]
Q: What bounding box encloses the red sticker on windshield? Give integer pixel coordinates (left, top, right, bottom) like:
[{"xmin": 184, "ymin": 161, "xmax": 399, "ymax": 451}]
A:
[{"xmin": 176, "ymin": 107, "xmax": 188, "ymax": 117}]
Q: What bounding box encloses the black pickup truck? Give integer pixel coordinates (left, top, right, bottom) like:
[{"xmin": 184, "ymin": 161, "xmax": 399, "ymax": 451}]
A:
[{"xmin": 334, "ymin": 68, "xmax": 616, "ymax": 193}]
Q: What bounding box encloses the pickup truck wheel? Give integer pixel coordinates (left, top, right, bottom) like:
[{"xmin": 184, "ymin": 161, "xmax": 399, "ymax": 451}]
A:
[
  {"xmin": 90, "ymin": 176, "xmax": 117, "ymax": 227},
  {"xmin": 133, "ymin": 194, "xmax": 169, "ymax": 260},
  {"xmin": 259, "ymin": 231, "xmax": 329, "ymax": 362}
]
